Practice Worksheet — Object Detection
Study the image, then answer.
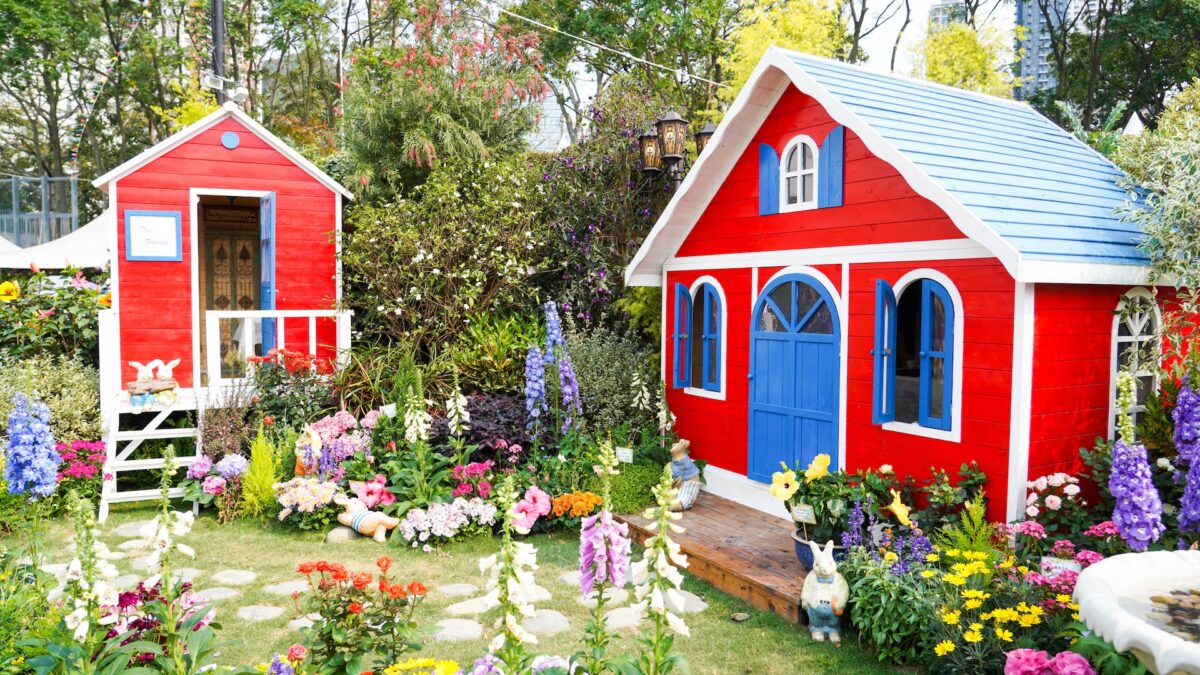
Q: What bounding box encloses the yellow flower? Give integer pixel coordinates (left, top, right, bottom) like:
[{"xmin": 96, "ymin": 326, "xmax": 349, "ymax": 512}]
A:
[
  {"xmin": 770, "ymin": 467, "xmax": 799, "ymax": 501},
  {"xmin": 941, "ymin": 609, "xmax": 961, "ymax": 625},
  {"xmin": 0, "ymin": 280, "xmax": 19, "ymax": 303},
  {"xmin": 962, "ymin": 551, "xmax": 987, "ymax": 561},
  {"xmin": 943, "ymin": 573, "xmax": 967, "ymax": 586},
  {"xmin": 1018, "ymin": 613, "xmax": 1041, "ymax": 628},
  {"xmin": 963, "ymin": 630, "xmax": 983, "ymax": 643},
  {"xmin": 995, "ymin": 627, "xmax": 1014, "ymax": 642},
  {"xmin": 998, "ymin": 556, "xmax": 1015, "ymax": 569},
  {"xmin": 925, "ymin": 553, "xmax": 940, "ymax": 562},
  {"xmin": 804, "ymin": 454, "xmax": 831, "ymax": 483},
  {"xmin": 934, "ymin": 640, "xmax": 956, "ymax": 656},
  {"xmin": 98, "ymin": 291, "xmax": 112, "ymax": 308},
  {"xmin": 1072, "ymin": 612, "xmax": 1080, "ymax": 620},
  {"xmin": 946, "ymin": 548, "xmax": 961, "ymax": 558},
  {"xmin": 1017, "ymin": 565, "xmax": 1029, "ymax": 574},
  {"xmin": 964, "ymin": 599, "xmax": 982, "ymax": 610},
  {"xmin": 961, "ymin": 589, "xmax": 991, "ymax": 600},
  {"xmin": 886, "ymin": 489, "xmax": 912, "ymax": 526},
  {"xmin": 920, "ymin": 570, "xmax": 937, "ymax": 579},
  {"xmin": 1056, "ymin": 594, "xmax": 1073, "ymax": 603},
  {"xmin": 969, "ymin": 622, "xmax": 983, "ymax": 632},
  {"xmin": 883, "ymin": 551, "xmax": 899, "ymax": 564},
  {"xmin": 991, "ymin": 608, "xmax": 1019, "ymax": 624}
]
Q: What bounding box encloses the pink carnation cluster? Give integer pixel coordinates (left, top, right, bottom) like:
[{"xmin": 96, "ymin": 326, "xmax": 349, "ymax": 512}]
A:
[
  {"xmin": 1004, "ymin": 648, "xmax": 1094, "ymax": 675},
  {"xmin": 56, "ymin": 440, "xmax": 105, "ymax": 482},
  {"xmin": 451, "ymin": 461, "xmax": 494, "ymax": 499},
  {"xmin": 1025, "ymin": 567, "xmax": 1079, "ymax": 597},
  {"xmin": 1013, "ymin": 520, "xmax": 1047, "ymax": 540},
  {"xmin": 1083, "ymin": 521, "xmax": 1120, "ymax": 539},
  {"xmin": 1074, "ymin": 549, "xmax": 1104, "ymax": 568},
  {"xmin": 512, "ymin": 485, "xmax": 551, "ymax": 533}
]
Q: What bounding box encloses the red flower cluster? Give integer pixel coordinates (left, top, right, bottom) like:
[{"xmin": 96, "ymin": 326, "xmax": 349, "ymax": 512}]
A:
[
  {"xmin": 56, "ymin": 440, "xmax": 105, "ymax": 482},
  {"xmin": 247, "ymin": 347, "xmax": 333, "ymax": 374},
  {"xmin": 296, "ymin": 557, "xmax": 428, "ymax": 605}
]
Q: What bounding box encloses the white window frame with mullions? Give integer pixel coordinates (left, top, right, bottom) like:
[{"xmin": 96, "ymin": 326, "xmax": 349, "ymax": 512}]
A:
[
  {"xmin": 671, "ymin": 276, "xmax": 727, "ymax": 400},
  {"xmin": 1109, "ymin": 287, "xmax": 1161, "ymax": 439},
  {"xmin": 779, "ymin": 135, "xmax": 819, "ymax": 213}
]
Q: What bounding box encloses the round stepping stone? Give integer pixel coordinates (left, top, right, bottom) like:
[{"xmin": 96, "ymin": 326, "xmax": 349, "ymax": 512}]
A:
[
  {"xmin": 437, "ymin": 583, "xmax": 478, "ymax": 598},
  {"xmin": 528, "ymin": 585, "xmax": 552, "ymax": 603},
  {"xmin": 288, "ymin": 613, "xmax": 321, "ymax": 631},
  {"xmin": 113, "ymin": 574, "xmax": 141, "ymax": 590},
  {"xmin": 446, "ymin": 596, "xmax": 497, "ymax": 616},
  {"xmin": 41, "ymin": 563, "xmax": 67, "ymax": 577},
  {"xmin": 97, "ymin": 551, "xmax": 128, "ymax": 561},
  {"xmin": 118, "ymin": 539, "xmax": 147, "ymax": 551},
  {"xmin": 557, "ymin": 571, "xmax": 582, "ymax": 587},
  {"xmin": 237, "ymin": 605, "xmax": 284, "ymax": 622},
  {"xmin": 522, "ymin": 609, "xmax": 570, "ymax": 636},
  {"xmin": 577, "ymin": 587, "xmax": 629, "ymax": 608},
  {"xmin": 113, "ymin": 519, "xmax": 155, "ymax": 538},
  {"xmin": 666, "ymin": 589, "xmax": 708, "ymax": 614},
  {"xmin": 324, "ymin": 526, "xmax": 360, "ymax": 544},
  {"xmin": 263, "ymin": 580, "xmax": 309, "ymax": 596},
  {"xmin": 211, "ymin": 569, "xmax": 257, "ymax": 586},
  {"xmin": 131, "ymin": 556, "xmax": 158, "ymax": 573},
  {"xmin": 604, "ymin": 606, "xmax": 643, "ymax": 631},
  {"xmin": 194, "ymin": 587, "xmax": 240, "ymax": 602},
  {"xmin": 174, "ymin": 568, "xmax": 203, "ymax": 584},
  {"xmin": 434, "ymin": 618, "xmax": 484, "ymax": 642}
]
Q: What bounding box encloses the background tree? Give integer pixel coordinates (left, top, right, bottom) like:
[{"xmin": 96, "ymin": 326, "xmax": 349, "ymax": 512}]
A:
[
  {"xmin": 841, "ymin": 0, "xmax": 903, "ymax": 63},
  {"xmin": 910, "ymin": 21, "xmax": 1019, "ymax": 98}
]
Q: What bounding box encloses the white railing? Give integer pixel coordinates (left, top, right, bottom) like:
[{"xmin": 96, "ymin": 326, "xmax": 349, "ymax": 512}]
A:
[{"xmin": 204, "ymin": 309, "xmax": 352, "ymax": 390}]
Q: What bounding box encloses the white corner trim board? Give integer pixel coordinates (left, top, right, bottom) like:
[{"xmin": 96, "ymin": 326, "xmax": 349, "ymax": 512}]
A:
[{"xmin": 1006, "ymin": 281, "xmax": 1035, "ymax": 522}]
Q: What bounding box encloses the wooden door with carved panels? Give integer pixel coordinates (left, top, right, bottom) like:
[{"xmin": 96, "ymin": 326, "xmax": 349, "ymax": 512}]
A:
[{"xmin": 205, "ymin": 232, "xmax": 260, "ymax": 379}]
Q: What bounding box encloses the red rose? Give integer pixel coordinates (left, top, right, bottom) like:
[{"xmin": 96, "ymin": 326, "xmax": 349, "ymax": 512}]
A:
[
  {"xmin": 287, "ymin": 644, "xmax": 307, "ymax": 662},
  {"xmin": 297, "ymin": 562, "xmax": 316, "ymax": 575},
  {"xmin": 348, "ymin": 602, "xmax": 363, "ymax": 614},
  {"xmin": 376, "ymin": 556, "xmax": 392, "ymax": 574},
  {"xmin": 387, "ymin": 584, "xmax": 407, "ymax": 599},
  {"xmin": 407, "ymin": 581, "xmax": 427, "ymax": 596},
  {"xmin": 352, "ymin": 572, "xmax": 372, "ymax": 590}
]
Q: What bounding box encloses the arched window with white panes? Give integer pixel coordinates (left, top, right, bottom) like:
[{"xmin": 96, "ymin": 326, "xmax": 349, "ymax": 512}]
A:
[
  {"xmin": 780, "ymin": 136, "xmax": 818, "ymax": 212},
  {"xmin": 672, "ymin": 280, "xmax": 724, "ymax": 395},
  {"xmin": 1110, "ymin": 288, "xmax": 1160, "ymax": 438}
]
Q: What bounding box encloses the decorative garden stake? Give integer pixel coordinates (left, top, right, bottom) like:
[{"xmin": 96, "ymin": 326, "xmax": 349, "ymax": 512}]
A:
[{"xmin": 800, "ymin": 540, "xmax": 849, "ymax": 644}]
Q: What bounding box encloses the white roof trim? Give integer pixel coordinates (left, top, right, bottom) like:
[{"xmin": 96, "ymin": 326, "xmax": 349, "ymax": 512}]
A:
[
  {"xmin": 625, "ymin": 47, "xmax": 1136, "ymax": 287},
  {"xmin": 93, "ymin": 103, "xmax": 353, "ymax": 200}
]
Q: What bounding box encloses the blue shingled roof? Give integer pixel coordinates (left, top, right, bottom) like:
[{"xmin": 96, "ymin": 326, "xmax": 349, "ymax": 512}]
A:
[{"xmin": 785, "ymin": 51, "xmax": 1146, "ymax": 266}]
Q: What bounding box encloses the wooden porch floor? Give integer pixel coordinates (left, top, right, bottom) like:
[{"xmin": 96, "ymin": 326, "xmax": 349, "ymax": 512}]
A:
[{"xmin": 618, "ymin": 492, "xmax": 808, "ymax": 623}]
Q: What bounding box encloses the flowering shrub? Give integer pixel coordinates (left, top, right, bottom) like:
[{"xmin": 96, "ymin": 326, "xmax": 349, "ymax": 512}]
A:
[
  {"xmin": 397, "ymin": 497, "xmax": 498, "ymax": 551},
  {"xmin": 0, "ymin": 354, "xmax": 100, "ymax": 442},
  {"xmin": 0, "ymin": 266, "xmax": 107, "ymax": 362},
  {"xmin": 297, "ymin": 557, "xmax": 429, "ymax": 673},
  {"xmin": 55, "ymin": 440, "xmax": 104, "ymax": 504},
  {"xmin": 1024, "ymin": 472, "xmax": 1086, "ymax": 540},
  {"xmin": 1003, "ymin": 648, "xmax": 1096, "ymax": 675},
  {"xmin": 248, "ymin": 347, "xmax": 335, "ymax": 427},
  {"xmin": 274, "ymin": 477, "xmax": 341, "ymax": 531}
]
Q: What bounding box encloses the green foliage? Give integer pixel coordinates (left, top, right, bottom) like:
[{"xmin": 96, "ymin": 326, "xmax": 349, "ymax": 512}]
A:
[
  {"xmin": 342, "ymin": 155, "xmax": 551, "ymax": 355},
  {"xmin": 915, "ymin": 462, "xmax": 988, "ymax": 531},
  {"xmin": 0, "ymin": 353, "xmax": 100, "ymax": 442},
  {"xmin": 249, "ymin": 349, "xmax": 336, "ymax": 428},
  {"xmin": 152, "ymin": 78, "xmax": 219, "ymax": 131},
  {"xmin": 1055, "ymin": 100, "xmax": 1128, "ymax": 158},
  {"xmin": 450, "ymin": 311, "xmax": 545, "ymax": 395},
  {"xmin": 0, "ymin": 268, "xmax": 106, "ymax": 364},
  {"xmin": 0, "ymin": 552, "xmax": 57, "ymax": 670},
  {"xmin": 565, "ymin": 325, "xmax": 656, "ymax": 436},
  {"xmin": 1064, "ymin": 623, "xmax": 1150, "ymax": 675},
  {"xmin": 1080, "ymin": 436, "xmax": 1116, "ymax": 514},
  {"xmin": 841, "ymin": 547, "xmax": 935, "ymax": 664},
  {"xmin": 931, "ymin": 494, "xmax": 996, "ymax": 556},
  {"xmin": 910, "ymin": 22, "xmax": 1019, "ymax": 98},
  {"xmin": 612, "ymin": 286, "xmax": 662, "ymax": 354},
  {"xmin": 592, "ymin": 461, "xmax": 663, "ymax": 515},
  {"xmin": 241, "ymin": 425, "xmax": 279, "ymax": 521},
  {"xmin": 333, "ymin": 344, "xmax": 424, "ymax": 416}
]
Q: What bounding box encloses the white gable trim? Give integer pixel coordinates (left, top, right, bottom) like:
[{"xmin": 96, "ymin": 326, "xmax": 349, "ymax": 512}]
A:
[{"xmin": 93, "ymin": 103, "xmax": 353, "ymax": 200}]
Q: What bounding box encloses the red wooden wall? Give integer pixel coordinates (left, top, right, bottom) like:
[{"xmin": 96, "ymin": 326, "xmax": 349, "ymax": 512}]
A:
[{"xmin": 114, "ymin": 116, "xmax": 339, "ymax": 389}]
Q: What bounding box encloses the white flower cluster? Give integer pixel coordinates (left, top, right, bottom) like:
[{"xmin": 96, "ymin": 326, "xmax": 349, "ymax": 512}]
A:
[
  {"xmin": 404, "ymin": 393, "xmax": 433, "ymax": 444},
  {"xmin": 480, "ymin": 539, "xmax": 541, "ymax": 650},
  {"xmin": 145, "ymin": 509, "xmax": 197, "ymax": 570},
  {"xmin": 399, "ymin": 497, "xmax": 497, "ymax": 550},
  {"xmin": 632, "ymin": 372, "xmax": 653, "ymax": 412},
  {"xmin": 1025, "ymin": 472, "xmax": 1082, "ymax": 517},
  {"xmin": 627, "ymin": 476, "xmax": 691, "ymax": 638},
  {"xmin": 49, "ymin": 541, "xmax": 120, "ymax": 642},
  {"xmin": 446, "ymin": 386, "xmax": 471, "ymax": 437}
]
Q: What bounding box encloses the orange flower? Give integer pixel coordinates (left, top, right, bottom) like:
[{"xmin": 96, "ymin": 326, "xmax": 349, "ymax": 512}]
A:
[
  {"xmin": 379, "ymin": 579, "xmax": 389, "ymax": 593},
  {"xmin": 329, "ymin": 565, "xmax": 349, "ymax": 583},
  {"xmin": 97, "ymin": 291, "xmax": 111, "ymax": 308},
  {"xmin": 407, "ymin": 581, "xmax": 427, "ymax": 596},
  {"xmin": 387, "ymin": 584, "xmax": 407, "ymax": 599},
  {"xmin": 263, "ymin": 415, "xmax": 275, "ymax": 426},
  {"xmin": 376, "ymin": 556, "xmax": 392, "ymax": 574},
  {"xmin": 348, "ymin": 602, "xmax": 363, "ymax": 614},
  {"xmin": 352, "ymin": 572, "xmax": 372, "ymax": 590},
  {"xmin": 315, "ymin": 561, "xmax": 329, "ymax": 573},
  {"xmin": 297, "ymin": 562, "xmax": 316, "ymax": 575}
]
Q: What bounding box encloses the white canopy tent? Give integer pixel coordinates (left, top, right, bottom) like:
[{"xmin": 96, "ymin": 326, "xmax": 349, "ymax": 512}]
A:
[{"xmin": 0, "ymin": 209, "xmax": 112, "ymax": 269}]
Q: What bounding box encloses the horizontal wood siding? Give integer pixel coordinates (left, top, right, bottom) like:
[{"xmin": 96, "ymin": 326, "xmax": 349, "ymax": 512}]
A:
[
  {"xmin": 675, "ymin": 86, "xmax": 968, "ymax": 258},
  {"xmin": 115, "ymin": 117, "xmax": 338, "ymax": 388}
]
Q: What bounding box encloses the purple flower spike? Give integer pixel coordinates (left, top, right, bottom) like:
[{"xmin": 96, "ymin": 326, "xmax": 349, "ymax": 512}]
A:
[
  {"xmin": 1110, "ymin": 440, "xmax": 1165, "ymax": 551},
  {"xmin": 579, "ymin": 511, "xmax": 632, "ymax": 596}
]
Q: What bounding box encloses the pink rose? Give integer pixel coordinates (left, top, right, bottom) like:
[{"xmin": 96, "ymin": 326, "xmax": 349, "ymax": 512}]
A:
[
  {"xmin": 1005, "ymin": 648, "xmax": 1051, "ymax": 675},
  {"xmin": 1048, "ymin": 651, "xmax": 1095, "ymax": 675},
  {"xmin": 202, "ymin": 475, "xmax": 227, "ymax": 496},
  {"xmin": 525, "ymin": 485, "xmax": 552, "ymax": 517},
  {"xmin": 1045, "ymin": 495, "xmax": 1062, "ymax": 511}
]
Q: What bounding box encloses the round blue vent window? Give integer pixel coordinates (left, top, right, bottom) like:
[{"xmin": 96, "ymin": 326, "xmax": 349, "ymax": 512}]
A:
[{"xmin": 220, "ymin": 131, "xmax": 240, "ymax": 149}]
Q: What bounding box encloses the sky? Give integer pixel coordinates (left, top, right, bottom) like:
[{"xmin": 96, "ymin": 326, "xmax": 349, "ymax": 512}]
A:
[{"xmin": 859, "ymin": 0, "xmax": 1017, "ymax": 74}]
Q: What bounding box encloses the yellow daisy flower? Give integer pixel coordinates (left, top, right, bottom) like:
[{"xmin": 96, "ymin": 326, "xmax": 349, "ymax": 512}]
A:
[
  {"xmin": 995, "ymin": 627, "xmax": 1014, "ymax": 642},
  {"xmin": 964, "ymin": 599, "xmax": 982, "ymax": 610},
  {"xmin": 925, "ymin": 553, "xmax": 940, "ymax": 562},
  {"xmin": 963, "ymin": 630, "xmax": 983, "ymax": 643},
  {"xmin": 941, "ymin": 609, "xmax": 961, "ymax": 625},
  {"xmin": 883, "ymin": 551, "xmax": 899, "ymax": 564},
  {"xmin": 943, "ymin": 574, "xmax": 967, "ymax": 586},
  {"xmin": 920, "ymin": 570, "xmax": 937, "ymax": 579},
  {"xmin": 934, "ymin": 640, "xmax": 956, "ymax": 656},
  {"xmin": 1056, "ymin": 594, "xmax": 1073, "ymax": 603}
]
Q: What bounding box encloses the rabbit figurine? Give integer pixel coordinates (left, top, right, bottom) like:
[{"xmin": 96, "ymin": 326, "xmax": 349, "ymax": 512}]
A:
[
  {"xmin": 154, "ymin": 358, "xmax": 181, "ymax": 381},
  {"xmin": 801, "ymin": 540, "xmax": 849, "ymax": 644},
  {"xmin": 129, "ymin": 360, "xmax": 162, "ymax": 382}
]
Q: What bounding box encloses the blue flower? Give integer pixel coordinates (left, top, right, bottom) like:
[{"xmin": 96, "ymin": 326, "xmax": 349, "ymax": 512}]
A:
[
  {"xmin": 214, "ymin": 454, "xmax": 248, "ymax": 480},
  {"xmin": 1173, "ymin": 379, "xmax": 1200, "ymax": 465},
  {"xmin": 524, "ymin": 346, "xmax": 546, "ymax": 427},
  {"xmin": 1110, "ymin": 440, "xmax": 1165, "ymax": 551},
  {"xmin": 543, "ymin": 301, "xmax": 564, "ymax": 358},
  {"xmin": 558, "ymin": 352, "xmax": 583, "ymax": 433},
  {"xmin": 4, "ymin": 393, "xmax": 60, "ymax": 499}
]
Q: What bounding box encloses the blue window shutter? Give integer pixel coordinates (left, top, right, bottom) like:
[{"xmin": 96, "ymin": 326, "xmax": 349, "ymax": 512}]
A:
[
  {"xmin": 817, "ymin": 126, "xmax": 844, "ymax": 208},
  {"xmin": 673, "ymin": 283, "xmax": 691, "ymax": 388},
  {"xmin": 758, "ymin": 144, "xmax": 780, "ymax": 215},
  {"xmin": 918, "ymin": 279, "xmax": 954, "ymax": 431},
  {"xmin": 702, "ymin": 285, "xmax": 721, "ymax": 391},
  {"xmin": 872, "ymin": 279, "xmax": 897, "ymax": 423}
]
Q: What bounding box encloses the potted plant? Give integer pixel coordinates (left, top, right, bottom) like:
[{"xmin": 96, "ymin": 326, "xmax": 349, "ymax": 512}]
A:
[{"xmin": 771, "ymin": 454, "xmax": 851, "ymax": 570}]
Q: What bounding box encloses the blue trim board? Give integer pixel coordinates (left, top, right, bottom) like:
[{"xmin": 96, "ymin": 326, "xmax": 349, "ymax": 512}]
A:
[
  {"xmin": 917, "ymin": 279, "xmax": 954, "ymax": 431},
  {"xmin": 817, "ymin": 125, "xmax": 844, "ymax": 208},
  {"xmin": 673, "ymin": 283, "xmax": 691, "ymax": 388},
  {"xmin": 871, "ymin": 279, "xmax": 897, "ymax": 424},
  {"xmin": 123, "ymin": 210, "xmax": 183, "ymax": 262},
  {"xmin": 758, "ymin": 144, "xmax": 780, "ymax": 216}
]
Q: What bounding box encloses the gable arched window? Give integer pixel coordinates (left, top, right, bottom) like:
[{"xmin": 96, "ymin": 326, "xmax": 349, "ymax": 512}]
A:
[
  {"xmin": 672, "ymin": 280, "xmax": 724, "ymax": 395},
  {"xmin": 1110, "ymin": 288, "xmax": 1160, "ymax": 438},
  {"xmin": 780, "ymin": 136, "xmax": 818, "ymax": 212}
]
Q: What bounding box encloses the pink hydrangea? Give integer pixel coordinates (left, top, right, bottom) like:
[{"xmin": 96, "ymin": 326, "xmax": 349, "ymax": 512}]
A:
[
  {"xmin": 1048, "ymin": 651, "xmax": 1095, "ymax": 675},
  {"xmin": 1013, "ymin": 520, "xmax": 1047, "ymax": 540},
  {"xmin": 1074, "ymin": 549, "xmax": 1104, "ymax": 568},
  {"xmin": 1004, "ymin": 648, "xmax": 1051, "ymax": 675},
  {"xmin": 202, "ymin": 475, "xmax": 227, "ymax": 496}
]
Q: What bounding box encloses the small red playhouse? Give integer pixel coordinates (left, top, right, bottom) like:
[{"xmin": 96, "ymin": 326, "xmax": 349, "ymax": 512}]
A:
[
  {"xmin": 91, "ymin": 102, "xmax": 353, "ymax": 519},
  {"xmin": 626, "ymin": 49, "xmax": 1156, "ymax": 522}
]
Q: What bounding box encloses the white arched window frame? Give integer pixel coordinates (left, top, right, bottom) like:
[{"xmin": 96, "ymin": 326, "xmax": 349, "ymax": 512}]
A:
[
  {"xmin": 680, "ymin": 276, "xmax": 727, "ymax": 400},
  {"xmin": 779, "ymin": 135, "xmax": 819, "ymax": 213},
  {"xmin": 1109, "ymin": 287, "xmax": 1161, "ymax": 439}
]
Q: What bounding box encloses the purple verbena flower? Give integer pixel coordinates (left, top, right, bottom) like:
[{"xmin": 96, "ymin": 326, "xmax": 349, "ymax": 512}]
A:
[{"xmin": 1109, "ymin": 440, "xmax": 1165, "ymax": 551}]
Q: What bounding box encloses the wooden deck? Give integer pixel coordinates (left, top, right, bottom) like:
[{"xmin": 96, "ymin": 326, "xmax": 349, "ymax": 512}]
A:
[{"xmin": 618, "ymin": 492, "xmax": 808, "ymax": 623}]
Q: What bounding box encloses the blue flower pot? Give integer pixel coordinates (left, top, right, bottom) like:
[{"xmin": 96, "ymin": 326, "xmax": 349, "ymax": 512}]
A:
[{"xmin": 792, "ymin": 530, "xmax": 847, "ymax": 571}]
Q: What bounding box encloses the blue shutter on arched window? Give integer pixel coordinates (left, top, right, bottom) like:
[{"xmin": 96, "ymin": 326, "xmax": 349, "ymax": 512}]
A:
[
  {"xmin": 818, "ymin": 126, "xmax": 844, "ymax": 208},
  {"xmin": 759, "ymin": 144, "xmax": 780, "ymax": 215},
  {"xmin": 673, "ymin": 283, "xmax": 692, "ymax": 388},
  {"xmin": 872, "ymin": 279, "xmax": 897, "ymax": 423},
  {"xmin": 918, "ymin": 279, "xmax": 954, "ymax": 431},
  {"xmin": 701, "ymin": 285, "xmax": 722, "ymax": 391}
]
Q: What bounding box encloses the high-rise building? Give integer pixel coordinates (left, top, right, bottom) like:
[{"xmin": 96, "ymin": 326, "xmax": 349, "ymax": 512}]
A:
[
  {"xmin": 929, "ymin": 0, "xmax": 967, "ymax": 26},
  {"xmin": 1015, "ymin": 0, "xmax": 1100, "ymax": 98}
]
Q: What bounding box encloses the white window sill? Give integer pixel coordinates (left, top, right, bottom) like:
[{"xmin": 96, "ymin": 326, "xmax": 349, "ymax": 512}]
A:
[
  {"xmin": 882, "ymin": 420, "xmax": 960, "ymax": 443},
  {"xmin": 779, "ymin": 201, "xmax": 817, "ymax": 214},
  {"xmin": 683, "ymin": 386, "xmax": 725, "ymax": 401}
]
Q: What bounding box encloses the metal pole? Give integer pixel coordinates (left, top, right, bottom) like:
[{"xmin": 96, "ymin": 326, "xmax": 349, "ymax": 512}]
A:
[
  {"xmin": 40, "ymin": 175, "xmax": 50, "ymax": 244},
  {"xmin": 70, "ymin": 176, "xmax": 78, "ymax": 232},
  {"xmin": 8, "ymin": 177, "xmax": 16, "ymax": 243},
  {"xmin": 211, "ymin": 0, "xmax": 226, "ymax": 104}
]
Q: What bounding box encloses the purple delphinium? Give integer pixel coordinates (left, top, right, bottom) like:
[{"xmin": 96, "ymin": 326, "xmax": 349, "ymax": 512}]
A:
[
  {"xmin": 213, "ymin": 454, "xmax": 248, "ymax": 480},
  {"xmin": 4, "ymin": 393, "xmax": 60, "ymax": 498},
  {"xmin": 841, "ymin": 501, "xmax": 865, "ymax": 549},
  {"xmin": 1109, "ymin": 440, "xmax": 1165, "ymax": 551},
  {"xmin": 523, "ymin": 345, "xmax": 546, "ymax": 427},
  {"xmin": 186, "ymin": 455, "xmax": 213, "ymax": 480},
  {"xmin": 558, "ymin": 352, "xmax": 583, "ymax": 433},
  {"xmin": 579, "ymin": 511, "xmax": 632, "ymax": 596},
  {"xmin": 1180, "ymin": 459, "xmax": 1200, "ymax": 533},
  {"xmin": 266, "ymin": 655, "xmax": 295, "ymax": 675},
  {"xmin": 1174, "ymin": 379, "xmax": 1200, "ymax": 465},
  {"xmin": 544, "ymin": 301, "xmax": 565, "ymax": 358}
]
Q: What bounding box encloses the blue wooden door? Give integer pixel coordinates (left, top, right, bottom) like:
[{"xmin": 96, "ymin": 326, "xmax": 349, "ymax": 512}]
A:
[
  {"xmin": 748, "ymin": 274, "xmax": 840, "ymax": 482},
  {"xmin": 259, "ymin": 193, "xmax": 276, "ymax": 352}
]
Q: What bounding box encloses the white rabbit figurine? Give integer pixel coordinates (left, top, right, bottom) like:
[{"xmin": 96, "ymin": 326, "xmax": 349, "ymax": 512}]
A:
[
  {"xmin": 801, "ymin": 540, "xmax": 850, "ymax": 644},
  {"xmin": 155, "ymin": 358, "xmax": 181, "ymax": 381},
  {"xmin": 128, "ymin": 360, "xmax": 162, "ymax": 382}
]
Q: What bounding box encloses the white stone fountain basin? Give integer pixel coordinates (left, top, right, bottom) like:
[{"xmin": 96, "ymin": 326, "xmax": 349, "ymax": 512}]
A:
[{"xmin": 1075, "ymin": 550, "xmax": 1200, "ymax": 674}]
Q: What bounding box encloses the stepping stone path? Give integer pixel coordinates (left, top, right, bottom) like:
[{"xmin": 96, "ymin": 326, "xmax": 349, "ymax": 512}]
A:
[
  {"xmin": 528, "ymin": 585, "xmax": 552, "ymax": 603},
  {"xmin": 522, "ymin": 609, "xmax": 570, "ymax": 637},
  {"xmin": 113, "ymin": 519, "xmax": 155, "ymax": 538},
  {"xmin": 41, "ymin": 563, "xmax": 66, "ymax": 577},
  {"xmin": 577, "ymin": 588, "xmax": 629, "ymax": 608},
  {"xmin": 131, "ymin": 556, "xmax": 157, "ymax": 573},
  {"xmin": 194, "ymin": 587, "xmax": 240, "ymax": 602},
  {"xmin": 446, "ymin": 595, "xmax": 497, "ymax": 617},
  {"xmin": 263, "ymin": 580, "xmax": 309, "ymax": 596},
  {"xmin": 118, "ymin": 540, "xmax": 147, "ymax": 551},
  {"xmin": 97, "ymin": 551, "xmax": 127, "ymax": 561},
  {"xmin": 237, "ymin": 605, "xmax": 284, "ymax": 622},
  {"xmin": 603, "ymin": 606, "xmax": 643, "ymax": 631},
  {"xmin": 288, "ymin": 614, "xmax": 321, "ymax": 631},
  {"xmin": 437, "ymin": 583, "xmax": 478, "ymax": 598},
  {"xmin": 211, "ymin": 569, "xmax": 257, "ymax": 586},
  {"xmin": 666, "ymin": 590, "xmax": 708, "ymax": 614},
  {"xmin": 113, "ymin": 574, "xmax": 141, "ymax": 590},
  {"xmin": 557, "ymin": 571, "xmax": 581, "ymax": 587},
  {"xmin": 434, "ymin": 618, "xmax": 484, "ymax": 642}
]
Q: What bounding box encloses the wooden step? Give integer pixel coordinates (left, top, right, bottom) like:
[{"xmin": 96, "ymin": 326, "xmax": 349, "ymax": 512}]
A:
[{"xmin": 618, "ymin": 492, "xmax": 808, "ymax": 624}]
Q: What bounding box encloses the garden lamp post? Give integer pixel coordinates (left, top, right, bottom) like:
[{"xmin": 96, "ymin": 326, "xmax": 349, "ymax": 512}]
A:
[
  {"xmin": 695, "ymin": 121, "xmax": 716, "ymax": 155},
  {"xmin": 639, "ymin": 126, "xmax": 662, "ymax": 173}
]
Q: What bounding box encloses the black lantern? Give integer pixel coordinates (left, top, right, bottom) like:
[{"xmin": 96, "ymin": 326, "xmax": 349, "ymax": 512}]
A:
[
  {"xmin": 695, "ymin": 121, "xmax": 717, "ymax": 155},
  {"xmin": 639, "ymin": 127, "xmax": 662, "ymax": 173},
  {"xmin": 655, "ymin": 110, "xmax": 688, "ymax": 164}
]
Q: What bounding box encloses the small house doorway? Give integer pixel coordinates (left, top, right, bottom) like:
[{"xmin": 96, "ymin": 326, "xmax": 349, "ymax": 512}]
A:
[{"xmin": 747, "ymin": 273, "xmax": 840, "ymax": 483}]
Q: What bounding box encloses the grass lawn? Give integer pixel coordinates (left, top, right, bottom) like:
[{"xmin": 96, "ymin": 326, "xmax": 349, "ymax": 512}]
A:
[{"xmin": 3, "ymin": 504, "xmax": 900, "ymax": 674}]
